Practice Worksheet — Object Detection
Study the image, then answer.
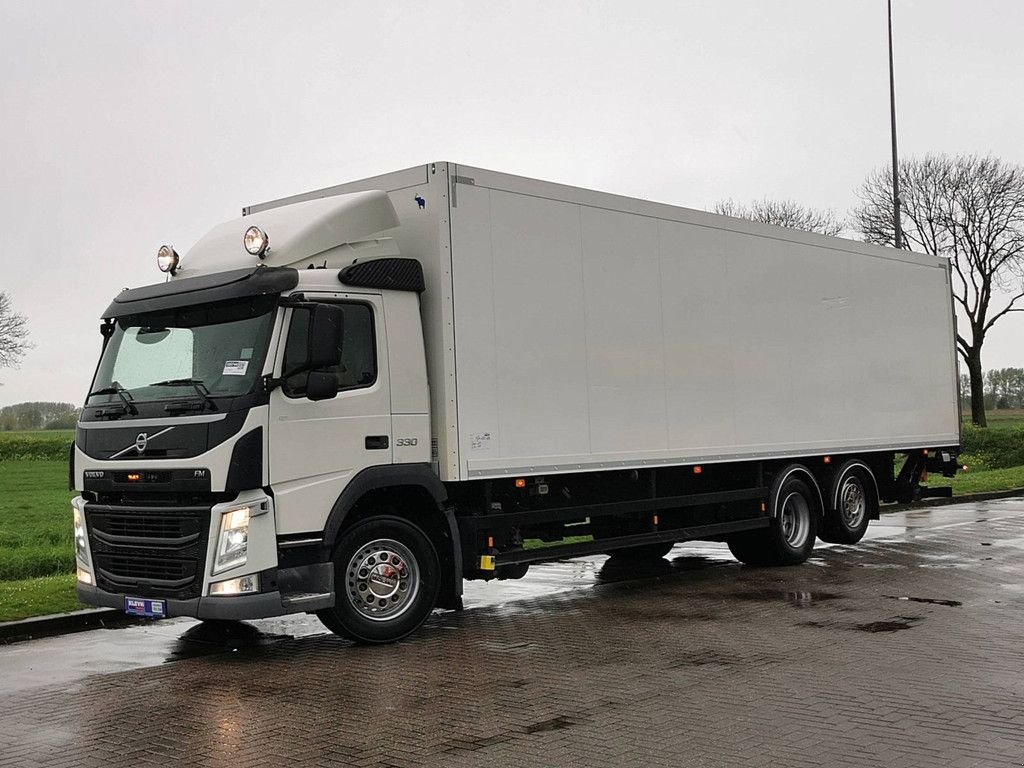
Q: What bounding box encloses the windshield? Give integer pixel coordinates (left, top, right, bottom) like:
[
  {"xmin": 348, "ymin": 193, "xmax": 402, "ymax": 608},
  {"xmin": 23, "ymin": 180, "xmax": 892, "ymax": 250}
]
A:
[{"xmin": 88, "ymin": 296, "xmax": 277, "ymax": 407}]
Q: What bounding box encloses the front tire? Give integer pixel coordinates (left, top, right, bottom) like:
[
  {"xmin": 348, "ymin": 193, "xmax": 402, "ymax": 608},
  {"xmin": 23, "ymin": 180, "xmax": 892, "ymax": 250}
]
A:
[
  {"xmin": 317, "ymin": 516, "xmax": 440, "ymax": 644},
  {"xmin": 728, "ymin": 473, "xmax": 818, "ymax": 566}
]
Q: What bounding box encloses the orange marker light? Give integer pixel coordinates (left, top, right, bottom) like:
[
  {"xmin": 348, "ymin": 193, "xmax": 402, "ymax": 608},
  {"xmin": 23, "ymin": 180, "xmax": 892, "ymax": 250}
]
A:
[
  {"xmin": 761, "ymin": 502, "xmax": 767, "ymax": 513},
  {"xmin": 823, "ymin": 456, "xmax": 831, "ymax": 465},
  {"xmin": 693, "ymin": 466, "xmax": 702, "ymax": 474},
  {"xmin": 487, "ymin": 536, "xmax": 494, "ymax": 548},
  {"xmin": 127, "ymin": 473, "xmax": 141, "ymax": 482},
  {"xmin": 515, "ymin": 478, "xmax": 526, "ymax": 489},
  {"xmin": 653, "ymin": 515, "xmax": 659, "ymax": 525}
]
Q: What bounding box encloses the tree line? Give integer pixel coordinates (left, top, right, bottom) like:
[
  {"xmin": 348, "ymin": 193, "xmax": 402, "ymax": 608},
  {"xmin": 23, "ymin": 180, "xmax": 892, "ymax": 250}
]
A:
[
  {"xmin": 0, "ymin": 402, "xmax": 80, "ymax": 431},
  {"xmin": 959, "ymin": 369, "xmax": 1024, "ymax": 412}
]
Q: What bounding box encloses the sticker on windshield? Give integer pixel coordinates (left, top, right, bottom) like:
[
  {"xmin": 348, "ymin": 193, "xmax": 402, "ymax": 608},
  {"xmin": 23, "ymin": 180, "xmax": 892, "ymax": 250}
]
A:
[
  {"xmin": 222, "ymin": 360, "xmax": 249, "ymax": 376},
  {"xmin": 240, "ymin": 348, "xmax": 253, "ymax": 359}
]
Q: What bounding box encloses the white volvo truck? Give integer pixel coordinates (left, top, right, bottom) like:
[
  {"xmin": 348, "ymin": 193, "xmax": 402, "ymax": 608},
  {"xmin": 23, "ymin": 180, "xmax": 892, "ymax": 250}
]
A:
[{"xmin": 72, "ymin": 162, "xmax": 961, "ymax": 643}]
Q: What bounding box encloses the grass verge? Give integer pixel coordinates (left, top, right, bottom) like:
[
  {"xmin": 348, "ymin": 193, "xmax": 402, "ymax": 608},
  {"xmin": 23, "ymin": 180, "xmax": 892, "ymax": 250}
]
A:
[
  {"xmin": 0, "ymin": 574, "xmax": 84, "ymax": 623},
  {"xmin": 0, "ymin": 460, "xmax": 76, "ymax": 580},
  {"xmin": 945, "ymin": 464, "xmax": 1024, "ymax": 495}
]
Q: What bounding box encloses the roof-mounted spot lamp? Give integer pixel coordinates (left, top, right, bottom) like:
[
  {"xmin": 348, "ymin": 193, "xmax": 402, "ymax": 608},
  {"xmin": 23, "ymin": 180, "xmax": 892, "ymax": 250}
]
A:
[
  {"xmin": 244, "ymin": 225, "xmax": 270, "ymax": 259},
  {"xmin": 157, "ymin": 245, "xmax": 180, "ymax": 274}
]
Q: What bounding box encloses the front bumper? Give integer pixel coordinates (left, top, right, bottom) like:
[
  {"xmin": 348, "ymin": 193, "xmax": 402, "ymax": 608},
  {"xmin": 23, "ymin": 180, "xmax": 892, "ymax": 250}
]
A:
[{"xmin": 76, "ymin": 582, "xmax": 291, "ymax": 620}]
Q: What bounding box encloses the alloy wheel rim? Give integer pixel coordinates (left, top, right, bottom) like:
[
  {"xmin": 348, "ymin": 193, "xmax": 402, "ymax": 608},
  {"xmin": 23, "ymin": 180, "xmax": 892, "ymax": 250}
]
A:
[{"xmin": 345, "ymin": 538, "xmax": 420, "ymax": 621}]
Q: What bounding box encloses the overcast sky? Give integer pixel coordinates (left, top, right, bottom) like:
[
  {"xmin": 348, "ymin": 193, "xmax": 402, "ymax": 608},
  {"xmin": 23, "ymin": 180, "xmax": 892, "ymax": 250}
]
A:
[{"xmin": 1, "ymin": 0, "xmax": 1022, "ymax": 407}]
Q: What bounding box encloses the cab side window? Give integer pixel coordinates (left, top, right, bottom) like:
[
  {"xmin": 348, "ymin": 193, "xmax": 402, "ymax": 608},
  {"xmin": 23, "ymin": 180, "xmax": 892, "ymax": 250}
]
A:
[{"xmin": 282, "ymin": 302, "xmax": 376, "ymax": 398}]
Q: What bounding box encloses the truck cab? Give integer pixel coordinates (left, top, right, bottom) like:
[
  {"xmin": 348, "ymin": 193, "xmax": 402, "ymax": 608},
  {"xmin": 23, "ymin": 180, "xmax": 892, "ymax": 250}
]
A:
[{"xmin": 73, "ymin": 190, "xmax": 458, "ymax": 643}]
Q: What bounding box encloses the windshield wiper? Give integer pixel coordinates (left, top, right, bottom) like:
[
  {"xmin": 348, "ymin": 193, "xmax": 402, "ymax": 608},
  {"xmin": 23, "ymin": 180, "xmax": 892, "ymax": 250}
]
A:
[
  {"xmin": 149, "ymin": 378, "xmax": 218, "ymax": 411},
  {"xmin": 87, "ymin": 381, "xmax": 137, "ymax": 415}
]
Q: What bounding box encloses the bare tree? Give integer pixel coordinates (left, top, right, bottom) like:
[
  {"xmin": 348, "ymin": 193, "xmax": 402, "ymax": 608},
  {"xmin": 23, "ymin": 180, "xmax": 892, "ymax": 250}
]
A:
[
  {"xmin": 714, "ymin": 198, "xmax": 845, "ymax": 237},
  {"xmin": 0, "ymin": 292, "xmax": 30, "ymax": 374},
  {"xmin": 854, "ymin": 154, "xmax": 1024, "ymax": 426}
]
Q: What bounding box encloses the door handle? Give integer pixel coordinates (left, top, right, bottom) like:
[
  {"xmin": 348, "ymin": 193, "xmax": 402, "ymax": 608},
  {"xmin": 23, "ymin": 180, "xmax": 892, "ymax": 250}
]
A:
[{"xmin": 365, "ymin": 436, "xmax": 389, "ymax": 450}]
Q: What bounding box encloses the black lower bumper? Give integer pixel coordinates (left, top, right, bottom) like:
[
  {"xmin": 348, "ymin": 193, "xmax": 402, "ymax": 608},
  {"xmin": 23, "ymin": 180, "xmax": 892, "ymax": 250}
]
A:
[{"xmin": 77, "ymin": 582, "xmax": 290, "ymax": 620}]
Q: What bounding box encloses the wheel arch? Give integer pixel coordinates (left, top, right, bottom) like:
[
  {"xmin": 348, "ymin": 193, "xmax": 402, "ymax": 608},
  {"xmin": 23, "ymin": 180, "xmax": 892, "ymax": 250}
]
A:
[
  {"xmin": 769, "ymin": 463, "xmax": 824, "ymax": 517},
  {"xmin": 829, "ymin": 459, "xmax": 881, "ymax": 521},
  {"xmin": 323, "ymin": 464, "xmax": 462, "ymax": 609}
]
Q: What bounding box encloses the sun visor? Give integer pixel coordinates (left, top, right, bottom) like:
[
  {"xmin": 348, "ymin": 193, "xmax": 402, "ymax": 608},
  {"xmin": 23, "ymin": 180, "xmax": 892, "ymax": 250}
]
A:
[{"xmin": 103, "ymin": 266, "xmax": 298, "ymax": 318}]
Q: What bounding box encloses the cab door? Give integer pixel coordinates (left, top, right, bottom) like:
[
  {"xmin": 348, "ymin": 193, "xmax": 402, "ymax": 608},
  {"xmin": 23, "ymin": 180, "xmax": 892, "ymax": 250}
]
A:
[{"xmin": 269, "ymin": 293, "xmax": 392, "ymax": 535}]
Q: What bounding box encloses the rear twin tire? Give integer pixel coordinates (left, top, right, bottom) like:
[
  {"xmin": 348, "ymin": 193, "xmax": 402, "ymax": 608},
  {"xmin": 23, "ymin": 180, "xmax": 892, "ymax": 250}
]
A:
[
  {"xmin": 819, "ymin": 464, "xmax": 873, "ymax": 544},
  {"xmin": 728, "ymin": 473, "xmax": 818, "ymax": 566}
]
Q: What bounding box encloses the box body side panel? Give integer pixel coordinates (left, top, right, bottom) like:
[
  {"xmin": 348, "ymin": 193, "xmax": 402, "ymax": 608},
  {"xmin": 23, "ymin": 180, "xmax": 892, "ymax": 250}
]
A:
[{"xmin": 449, "ymin": 175, "xmax": 959, "ymax": 480}]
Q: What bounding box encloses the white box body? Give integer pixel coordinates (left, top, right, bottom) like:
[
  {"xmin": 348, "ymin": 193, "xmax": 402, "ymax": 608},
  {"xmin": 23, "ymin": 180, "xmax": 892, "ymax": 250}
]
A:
[{"xmin": 247, "ymin": 163, "xmax": 960, "ymax": 483}]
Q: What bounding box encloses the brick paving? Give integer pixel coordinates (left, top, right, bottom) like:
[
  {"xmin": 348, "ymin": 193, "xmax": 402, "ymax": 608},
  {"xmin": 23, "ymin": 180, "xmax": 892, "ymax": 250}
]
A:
[{"xmin": 2, "ymin": 502, "xmax": 1023, "ymax": 767}]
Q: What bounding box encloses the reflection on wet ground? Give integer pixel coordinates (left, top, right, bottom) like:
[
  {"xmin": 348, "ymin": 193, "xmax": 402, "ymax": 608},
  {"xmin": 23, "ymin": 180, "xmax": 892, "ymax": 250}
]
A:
[{"xmin": 1, "ymin": 498, "xmax": 1021, "ymax": 696}]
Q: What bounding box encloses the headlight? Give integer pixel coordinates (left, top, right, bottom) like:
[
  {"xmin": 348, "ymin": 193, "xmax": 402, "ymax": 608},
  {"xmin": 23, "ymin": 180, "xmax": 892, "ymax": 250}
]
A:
[
  {"xmin": 73, "ymin": 507, "xmax": 87, "ymax": 561},
  {"xmin": 214, "ymin": 506, "xmax": 251, "ymax": 572}
]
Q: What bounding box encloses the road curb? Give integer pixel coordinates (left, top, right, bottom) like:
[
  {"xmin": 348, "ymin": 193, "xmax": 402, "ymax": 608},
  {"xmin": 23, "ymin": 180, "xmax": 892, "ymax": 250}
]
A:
[
  {"xmin": 0, "ymin": 607, "xmax": 141, "ymax": 644},
  {"xmin": 883, "ymin": 487, "xmax": 1024, "ymax": 513}
]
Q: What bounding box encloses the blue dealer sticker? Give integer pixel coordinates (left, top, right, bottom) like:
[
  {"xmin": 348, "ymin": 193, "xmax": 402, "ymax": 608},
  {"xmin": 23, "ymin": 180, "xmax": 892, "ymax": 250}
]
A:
[{"xmin": 124, "ymin": 597, "xmax": 167, "ymax": 618}]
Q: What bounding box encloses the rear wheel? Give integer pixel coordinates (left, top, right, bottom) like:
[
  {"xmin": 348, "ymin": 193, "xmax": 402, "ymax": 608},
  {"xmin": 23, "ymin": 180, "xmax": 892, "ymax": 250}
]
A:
[
  {"xmin": 728, "ymin": 474, "xmax": 818, "ymax": 566},
  {"xmin": 317, "ymin": 516, "xmax": 439, "ymax": 644},
  {"xmin": 819, "ymin": 465, "xmax": 872, "ymax": 544}
]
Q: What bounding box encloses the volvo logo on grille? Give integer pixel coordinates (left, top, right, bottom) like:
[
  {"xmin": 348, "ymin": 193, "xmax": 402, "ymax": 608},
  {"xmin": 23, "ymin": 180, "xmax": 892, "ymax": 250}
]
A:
[{"xmin": 109, "ymin": 426, "xmax": 175, "ymax": 460}]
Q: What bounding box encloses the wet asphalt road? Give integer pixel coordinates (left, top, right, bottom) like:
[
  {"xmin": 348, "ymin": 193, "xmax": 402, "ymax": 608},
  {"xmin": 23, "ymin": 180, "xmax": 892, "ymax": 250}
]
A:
[{"xmin": 1, "ymin": 499, "xmax": 1023, "ymax": 767}]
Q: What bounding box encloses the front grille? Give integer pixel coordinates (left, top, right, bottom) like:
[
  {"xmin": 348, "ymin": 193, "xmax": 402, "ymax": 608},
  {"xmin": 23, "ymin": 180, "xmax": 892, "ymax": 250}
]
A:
[
  {"xmin": 86, "ymin": 502, "xmax": 210, "ymax": 599},
  {"xmin": 89, "ymin": 510, "xmax": 202, "ymax": 546},
  {"xmin": 95, "ymin": 555, "xmax": 195, "ymax": 589}
]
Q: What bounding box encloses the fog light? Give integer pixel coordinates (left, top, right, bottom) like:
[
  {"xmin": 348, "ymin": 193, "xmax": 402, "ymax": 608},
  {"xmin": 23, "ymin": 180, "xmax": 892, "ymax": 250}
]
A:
[
  {"xmin": 209, "ymin": 574, "xmax": 259, "ymax": 596},
  {"xmin": 77, "ymin": 567, "xmax": 93, "ymax": 585}
]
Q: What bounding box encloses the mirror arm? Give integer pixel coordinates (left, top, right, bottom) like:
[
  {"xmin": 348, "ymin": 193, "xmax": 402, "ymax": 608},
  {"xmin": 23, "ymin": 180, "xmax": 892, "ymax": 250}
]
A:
[{"xmin": 262, "ymin": 365, "xmax": 309, "ymax": 394}]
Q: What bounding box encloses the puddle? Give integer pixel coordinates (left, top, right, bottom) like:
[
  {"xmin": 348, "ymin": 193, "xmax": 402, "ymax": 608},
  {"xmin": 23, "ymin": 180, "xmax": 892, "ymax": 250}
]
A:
[
  {"xmin": 524, "ymin": 716, "xmax": 574, "ymax": 734},
  {"xmin": 727, "ymin": 589, "xmax": 844, "ymax": 608},
  {"xmin": 666, "ymin": 649, "xmax": 747, "ymax": 667},
  {"xmin": 165, "ymin": 620, "xmax": 292, "ymax": 661},
  {"xmin": 883, "ymin": 595, "xmax": 962, "ymax": 608},
  {"xmin": 853, "ymin": 616, "xmax": 921, "ymax": 633}
]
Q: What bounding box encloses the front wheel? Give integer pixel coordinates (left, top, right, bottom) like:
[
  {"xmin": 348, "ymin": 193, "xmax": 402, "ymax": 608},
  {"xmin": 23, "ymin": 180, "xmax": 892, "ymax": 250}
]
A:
[
  {"xmin": 728, "ymin": 474, "xmax": 818, "ymax": 566},
  {"xmin": 317, "ymin": 516, "xmax": 440, "ymax": 644}
]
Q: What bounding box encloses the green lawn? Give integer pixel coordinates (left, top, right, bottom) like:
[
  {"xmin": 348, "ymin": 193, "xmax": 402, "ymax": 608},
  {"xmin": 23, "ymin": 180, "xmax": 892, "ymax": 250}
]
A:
[
  {"xmin": 0, "ymin": 460, "xmax": 76, "ymax": 580},
  {"xmin": 0, "ymin": 452, "xmax": 85, "ymax": 622},
  {"xmin": 0, "ymin": 573, "xmax": 82, "ymax": 623},
  {"xmin": 946, "ymin": 464, "xmax": 1024, "ymax": 495},
  {"xmin": 983, "ymin": 409, "xmax": 1024, "ymax": 428}
]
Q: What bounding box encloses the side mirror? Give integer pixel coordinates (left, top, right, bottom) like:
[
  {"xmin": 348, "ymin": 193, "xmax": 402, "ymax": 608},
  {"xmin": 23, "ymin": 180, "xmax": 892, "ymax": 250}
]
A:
[
  {"xmin": 306, "ymin": 304, "xmax": 345, "ymax": 369},
  {"xmin": 306, "ymin": 371, "xmax": 340, "ymax": 401}
]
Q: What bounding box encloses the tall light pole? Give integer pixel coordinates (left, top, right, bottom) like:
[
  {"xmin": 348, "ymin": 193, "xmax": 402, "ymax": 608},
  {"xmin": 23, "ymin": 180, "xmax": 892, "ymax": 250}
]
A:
[{"xmin": 887, "ymin": 0, "xmax": 903, "ymax": 249}]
